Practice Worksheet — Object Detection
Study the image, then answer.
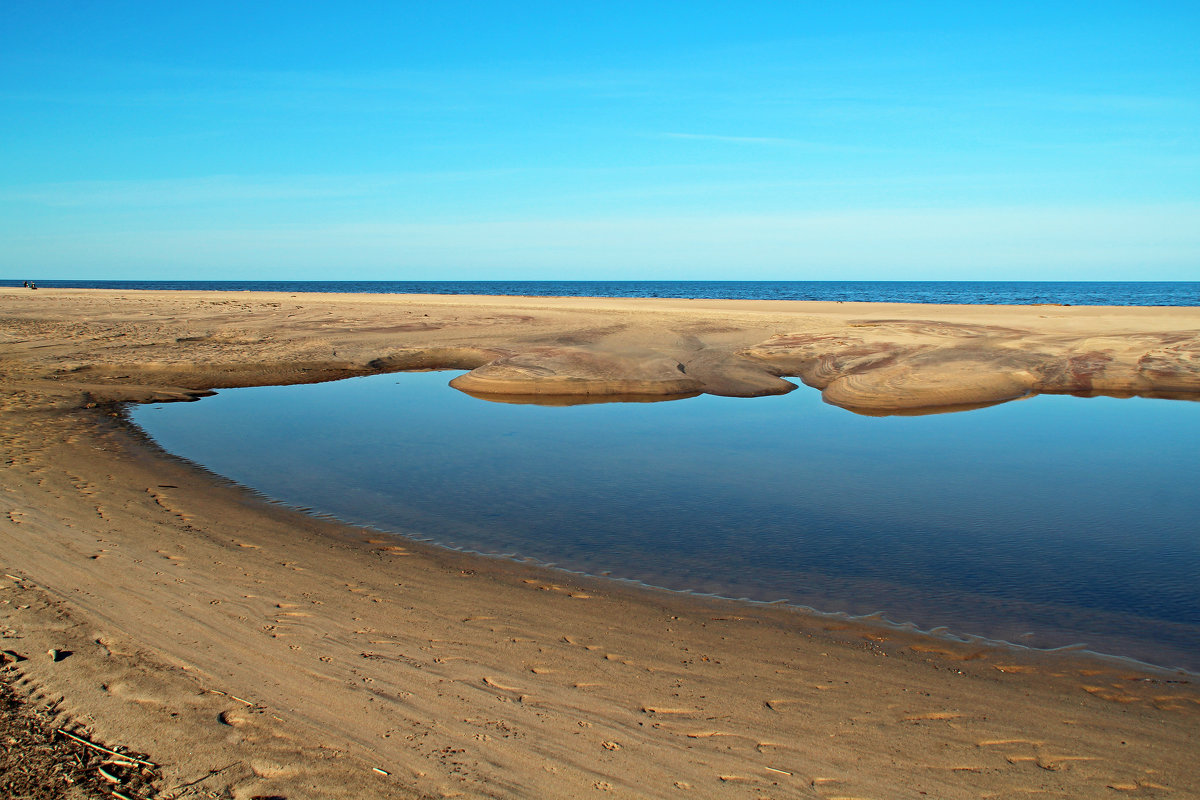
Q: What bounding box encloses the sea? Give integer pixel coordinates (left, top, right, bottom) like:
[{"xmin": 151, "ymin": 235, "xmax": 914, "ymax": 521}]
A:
[{"xmin": 4, "ymin": 279, "xmax": 1199, "ymax": 306}]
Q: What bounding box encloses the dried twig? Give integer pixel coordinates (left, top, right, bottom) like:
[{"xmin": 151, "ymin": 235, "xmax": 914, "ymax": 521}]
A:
[
  {"xmin": 204, "ymin": 688, "xmax": 256, "ymax": 706},
  {"xmin": 171, "ymin": 760, "xmax": 240, "ymax": 790},
  {"xmin": 54, "ymin": 728, "xmax": 156, "ymax": 768}
]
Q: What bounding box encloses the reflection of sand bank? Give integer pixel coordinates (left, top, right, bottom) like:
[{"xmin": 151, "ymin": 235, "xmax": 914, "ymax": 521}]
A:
[
  {"xmin": 2, "ymin": 287, "xmax": 1198, "ymax": 798},
  {"xmin": 453, "ymin": 388, "xmax": 703, "ymax": 405}
]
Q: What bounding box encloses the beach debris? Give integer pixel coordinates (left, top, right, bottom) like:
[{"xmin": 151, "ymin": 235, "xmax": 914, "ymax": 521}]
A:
[
  {"xmin": 765, "ymin": 766, "xmax": 793, "ymax": 776},
  {"xmin": 902, "ymin": 711, "xmax": 965, "ymax": 722},
  {"xmin": 372, "ymin": 766, "xmax": 390, "ymax": 776},
  {"xmin": 169, "ymin": 760, "xmax": 241, "ymax": 792},
  {"xmin": 47, "ymin": 648, "xmax": 72, "ymax": 662},
  {"xmin": 204, "ymin": 687, "xmax": 256, "ymax": 706},
  {"xmin": 2, "ymin": 673, "xmax": 160, "ymax": 797},
  {"xmin": 55, "ymin": 728, "xmax": 157, "ymax": 768}
]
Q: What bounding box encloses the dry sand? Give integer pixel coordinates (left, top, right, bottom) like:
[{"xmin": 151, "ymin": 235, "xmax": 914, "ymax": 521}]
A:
[{"xmin": 1, "ymin": 287, "xmax": 1198, "ymax": 799}]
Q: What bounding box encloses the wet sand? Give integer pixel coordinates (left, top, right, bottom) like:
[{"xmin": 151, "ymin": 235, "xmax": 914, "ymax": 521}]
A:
[{"xmin": 2, "ymin": 287, "xmax": 1199, "ymax": 799}]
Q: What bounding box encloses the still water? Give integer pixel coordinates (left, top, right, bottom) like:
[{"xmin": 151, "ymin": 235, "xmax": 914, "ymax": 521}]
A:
[{"xmin": 131, "ymin": 372, "xmax": 1200, "ymax": 672}]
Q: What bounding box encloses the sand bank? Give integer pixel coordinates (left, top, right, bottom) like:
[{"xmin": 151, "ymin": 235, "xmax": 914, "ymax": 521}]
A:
[{"xmin": 1, "ymin": 288, "xmax": 1198, "ymax": 798}]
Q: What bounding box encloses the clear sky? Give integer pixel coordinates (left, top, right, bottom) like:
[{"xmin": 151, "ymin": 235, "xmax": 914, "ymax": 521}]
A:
[{"xmin": 2, "ymin": 1, "xmax": 1198, "ymax": 280}]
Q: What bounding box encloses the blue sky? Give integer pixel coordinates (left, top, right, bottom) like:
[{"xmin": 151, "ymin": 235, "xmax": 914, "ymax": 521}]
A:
[{"xmin": 2, "ymin": 1, "xmax": 1198, "ymax": 280}]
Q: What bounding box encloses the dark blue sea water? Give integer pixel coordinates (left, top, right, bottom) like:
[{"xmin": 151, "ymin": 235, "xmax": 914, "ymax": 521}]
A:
[
  {"xmin": 132, "ymin": 372, "xmax": 1200, "ymax": 673},
  {"xmin": 5, "ymin": 279, "xmax": 1199, "ymax": 306}
]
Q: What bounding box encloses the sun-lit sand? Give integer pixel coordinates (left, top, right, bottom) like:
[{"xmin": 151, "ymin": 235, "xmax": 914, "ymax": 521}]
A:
[{"xmin": 2, "ymin": 287, "xmax": 1198, "ymax": 798}]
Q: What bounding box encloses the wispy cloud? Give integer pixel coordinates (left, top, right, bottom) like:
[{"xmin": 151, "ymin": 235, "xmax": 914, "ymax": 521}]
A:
[
  {"xmin": 658, "ymin": 132, "xmax": 866, "ymax": 152},
  {"xmin": 0, "ymin": 175, "xmax": 384, "ymax": 207},
  {"xmin": 661, "ymin": 132, "xmax": 807, "ymax": 146},
  {"xmin": 0, "ymin": 170, "xmax": 521, "ymax": 208},
  {"xmin": 1001, "ymin": 90, "xmax": 1200, "ymax": 115}
]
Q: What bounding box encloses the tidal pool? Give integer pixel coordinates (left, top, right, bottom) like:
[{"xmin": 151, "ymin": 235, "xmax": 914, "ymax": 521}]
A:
[{"xmin": 131, "ymin": 372, "xmax": 1200, "ymax": 672}]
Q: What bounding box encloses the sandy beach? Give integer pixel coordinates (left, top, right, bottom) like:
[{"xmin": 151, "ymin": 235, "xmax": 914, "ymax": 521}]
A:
[{"xmin": 2, "ymin": 287, "xmax": 1199, "ymax": 799}]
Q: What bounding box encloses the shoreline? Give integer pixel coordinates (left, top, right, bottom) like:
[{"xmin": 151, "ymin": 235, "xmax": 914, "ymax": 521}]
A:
[
  {"xmin": 4, "ymin": 279, "xmax": 1198, "ymax": 310},
  {"xmin": 3, "ymin": 288, "xmax": 1198, "ymax": 798}
]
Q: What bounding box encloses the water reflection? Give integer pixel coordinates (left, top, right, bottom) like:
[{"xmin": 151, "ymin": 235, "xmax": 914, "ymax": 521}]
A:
[
  {"xmin": 453, "ymin": 388, "xmax": 702, "ymax": 406},
  {"xmin": 131, "ymin": 372, "xmax": 1200, "ymax": 672}
]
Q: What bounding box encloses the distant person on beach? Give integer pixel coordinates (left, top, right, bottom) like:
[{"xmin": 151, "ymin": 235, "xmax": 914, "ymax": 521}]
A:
[{"xmin": 22, "ymin": 280, "xmax": 29, "ymax": 288}]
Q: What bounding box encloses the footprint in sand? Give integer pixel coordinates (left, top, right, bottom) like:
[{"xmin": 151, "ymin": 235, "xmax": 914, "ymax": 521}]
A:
[
  {"xmin": 1108, "ymin": 780, "xmax": 1171, "ymax": 792},
  {"xmin": 902, "ymin": 711, "xmax": 965, "ymax": 722},
  {"xmin": 482, "ymin": 676, "xmax": 524, "ymax": 693},
  {"xmin": 218, "ymin": 709, "xmax": 250, "ymax": 727},
  {"xmin": 978, "ymin": 737, "xmax": 1043, "ymax": 748},
  {"xmin": 249, "ymin": 759, "xmax": 299, "ymax": 779},
  {"xmin": 978, "ymin": 738, "xmax": 1097, "ymax": 772},
  {"xmin": 907, "ymin": 643, "xmax": 986, "ymax": 661},
  {"xmin": 1081, "ymin": 685, "xmax": 1142, "ymax": 704},
  {"xmin": 640, "ymin": 706, "xmax": 698, "ymax": 717},
  {"xmin": 102, "ymin": 676, "xmax": 174, "ymax": 706}
]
